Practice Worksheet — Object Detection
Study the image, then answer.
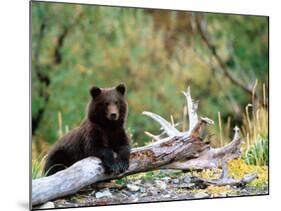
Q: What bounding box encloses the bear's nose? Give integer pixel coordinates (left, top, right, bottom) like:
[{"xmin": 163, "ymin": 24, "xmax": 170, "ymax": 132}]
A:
[{"xmin": 110, "ymin": 113, "xmax": 117, "ymax": 120}]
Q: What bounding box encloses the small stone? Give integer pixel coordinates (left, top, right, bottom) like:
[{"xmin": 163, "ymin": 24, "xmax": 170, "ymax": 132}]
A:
[
  {"xmin": 126, "ymin": 184, "xmax": 140, "ymax": 192},
  {"xmin": 172, "ymin": 179, "xmax": 180, "ymax": 184},
  {"xmin": 95, "ymin": 188, "xmax": 112, "ymax": 199},
  {"xmin": 178, "ymin": 183, "xmax": 190, "ymax": 188},
  {"xmin": 131, "ymin": 197, "xmax": 139, "ymax": 202},
  {"xmin": 134, "ymin": 180, "xmax": 142, "ymax": 185},
  {"xmin": 148, "ymin": 187, "xmax": 159, "ymax": 196},
  {"xmin": 183, "ymin": 176, "xmax": 191, "ymax": 184},
  {"xmin": 140, "ymin": 187, "xmax": 146, "ymax": 193},
  {"xmin": 186, "ymin": 183, "xmax": 196, "ymax": 189},
  {"xmin": 176, "ymin": 183, "xmax": 192, "ymax": 189},
  {"xmin": 155, "ymin": 180, "xmax": 167, "ymax": 190},
  {"xmin": 194, "ymin": 192, "xmax": 209, "ymax": 198},
  {"xmin": 121, "ymin": 190, "xmax": 131, "ymax": 197},
  {"xmin": 149, "ymin": 190, "xmax": 158, "ymax": 196},
  {"xmin": 39, "ymin": 202, "xmax": 55, "ymax": 209},
  {"xmin": 116, "ymin": 192, "xmax": 128, "ymax": 199},
  {"xmin": 162, "ymin": 177, "xmax": 171, "ymax": 181},
  {"xmin": 140, "ymin": 193, "xmax": 147, "ymax": 197}
]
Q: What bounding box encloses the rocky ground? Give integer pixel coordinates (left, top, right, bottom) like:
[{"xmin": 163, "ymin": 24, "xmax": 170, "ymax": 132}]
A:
[{"xmin": 37, "ymin": 172, "xmax": 269, "ymax": 209}]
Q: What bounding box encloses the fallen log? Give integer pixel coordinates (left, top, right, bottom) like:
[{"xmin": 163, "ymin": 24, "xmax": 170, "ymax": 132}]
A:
[{"xmin": 32, "ymin": 86, "xmax": 257, "ymax": 206}]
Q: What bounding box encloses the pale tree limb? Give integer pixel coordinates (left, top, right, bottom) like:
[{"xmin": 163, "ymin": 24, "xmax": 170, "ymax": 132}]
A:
[
  {"xmin": 142, "ymin": 111, "xmax": 181, "ymax": 137},
  {"xmin": 182, "ymin": 86, "xmax": 198, "ymax": 131},
  {"xmin": 32, "ymin": 86, "xmax": 257, "ymax": 206}
]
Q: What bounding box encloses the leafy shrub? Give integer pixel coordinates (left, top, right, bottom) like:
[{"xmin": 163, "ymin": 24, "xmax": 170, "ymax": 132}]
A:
[{"xmin": 242, "ymin": 136, "xmax": 268, "ymax": 166}]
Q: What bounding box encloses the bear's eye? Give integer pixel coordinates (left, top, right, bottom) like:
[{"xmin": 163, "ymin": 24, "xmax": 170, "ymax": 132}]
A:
[
  {"xmin": 114, "ymin": 101, "xmax": 119, "ymax": 105},
  {"xmin": 105, "ymin": 102, "xmax": 109, "ymax": 106}
]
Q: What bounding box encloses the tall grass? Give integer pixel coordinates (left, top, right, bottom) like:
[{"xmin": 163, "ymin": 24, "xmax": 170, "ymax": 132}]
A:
[
  {"xmin": 218, "ymin": 112, "xmax": 223, "ymax": 147},
  {"xmin": 32, "ymin": 154, "xmax": 46, "ymax": 179},
  {"xmin": 211, "ymin": 81, "xmax": 268, "ymax": 166},
  {"xmin": 241, "ymin": 82, "xmax": 268, "ymax": 166},
  {"xmin": 32, "ymin": 111, "xmax": 68, "ymax": 179}
]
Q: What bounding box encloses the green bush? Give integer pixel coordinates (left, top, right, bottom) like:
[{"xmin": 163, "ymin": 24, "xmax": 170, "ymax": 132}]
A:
[{"xmin": 242, "ymin": 136, "xmax": 268, "ymax": 166}]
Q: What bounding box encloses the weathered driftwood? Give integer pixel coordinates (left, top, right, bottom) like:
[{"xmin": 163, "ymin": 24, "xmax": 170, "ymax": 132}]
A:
[
  {"xmin": 190, "ymin": 160, "xmax": 258, "ymax": 187},
  {"xmin": 32, "ymin": 87, "xmax": 257, "ymax": 206}
]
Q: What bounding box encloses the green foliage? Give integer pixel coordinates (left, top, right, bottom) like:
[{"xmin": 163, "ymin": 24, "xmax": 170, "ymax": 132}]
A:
[
  {"xmin": 32, "ymin": 156, "xmax": 46, "ymax": 179},
  {"xmin": 242, "ymin": 136, "xmax": 269, "ymax": 166},
  {"xmin": 115, "ymin": 179, "xmax": 126, "ymax": 185},
  {"xmin": 239, "ymin": 84, "xmax": 268, "ymax": 166},
  {"xmin": 32, "ymin": 161, "xmax": 42, "ymax": 179},
  {"xmin": 205, "ymin": 15, "xmax": 268, "ymax": 79},
  {"xmin": 31, "ymin": 2, "xmax": 268, "ymax": 161}
]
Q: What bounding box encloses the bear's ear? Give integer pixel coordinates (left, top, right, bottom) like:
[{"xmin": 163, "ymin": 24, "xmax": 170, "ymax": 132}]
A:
[
  {"xmin": 90, "ymin": 86, "xmax": 101, "ymax": 99},
  {"xmin": 116, "ymin": 83, "xmax": 126, "ymax": 95}
]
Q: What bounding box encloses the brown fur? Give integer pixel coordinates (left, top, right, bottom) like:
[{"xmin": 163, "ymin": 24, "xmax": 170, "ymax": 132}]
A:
[{"xmin": 43, "ymin": 84, "xmax": 130, "ymax": 176}]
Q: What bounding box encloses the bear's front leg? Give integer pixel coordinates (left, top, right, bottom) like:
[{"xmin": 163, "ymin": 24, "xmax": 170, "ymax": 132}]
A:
[
  {"xmin": 93, "ymin": 147, "xmax": 119, "ymax": 174},
  {"xmin": 115, "ymin": 145, "xmax": 130, "ymax": 172}
]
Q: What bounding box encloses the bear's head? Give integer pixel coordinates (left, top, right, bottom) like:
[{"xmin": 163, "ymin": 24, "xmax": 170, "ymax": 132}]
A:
[{"xmin": 88, "ymin": 83, "xmax": 127, "ymax": 125}]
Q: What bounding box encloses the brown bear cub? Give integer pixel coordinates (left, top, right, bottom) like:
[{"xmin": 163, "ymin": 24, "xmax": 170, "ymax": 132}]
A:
[{"xmin": 43, "ymin": 83, "xmax": 130, "ymax": 176}]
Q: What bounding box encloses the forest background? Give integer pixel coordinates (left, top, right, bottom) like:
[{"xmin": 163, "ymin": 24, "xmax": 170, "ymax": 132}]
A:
[{"xmin": 31, "ymin": 2, "xmax": 268, "ymax": 172}]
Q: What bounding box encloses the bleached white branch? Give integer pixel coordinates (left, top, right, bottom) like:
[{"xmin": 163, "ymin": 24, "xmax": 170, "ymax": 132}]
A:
[
  {"xmin": 142, "ymin": 111, "xmax": 180, "ymax": 137},
  {"xmin": 212, "ymin": 125, "xmax": 242, "ymax": 158},
  {"xmin": 201, "ymin": 117, "xmax": 215, "ymax": 125},
  {"xmin": 182, "ymin": 86, "xmax": 199, "ymax": 131},
  {"xmin": 144, "ymin": 131, "xmax": 161, "ymax": 142}
]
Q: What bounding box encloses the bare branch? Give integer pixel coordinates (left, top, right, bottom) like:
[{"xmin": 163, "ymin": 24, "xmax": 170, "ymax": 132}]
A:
[
  {"xmin": 182, "ymin": 86, "xmax": 198, "ymax": 131},
  {"xmin": 142, "ymin": 111, "xmax": 181, "ymax": 137},
  {"xmin": 212, "ymin": 125, "xmax": 242, "ymax": 158},
  {"xmin": 144, "ymin": 131, "xmax": 161, "ymax": 142}
]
